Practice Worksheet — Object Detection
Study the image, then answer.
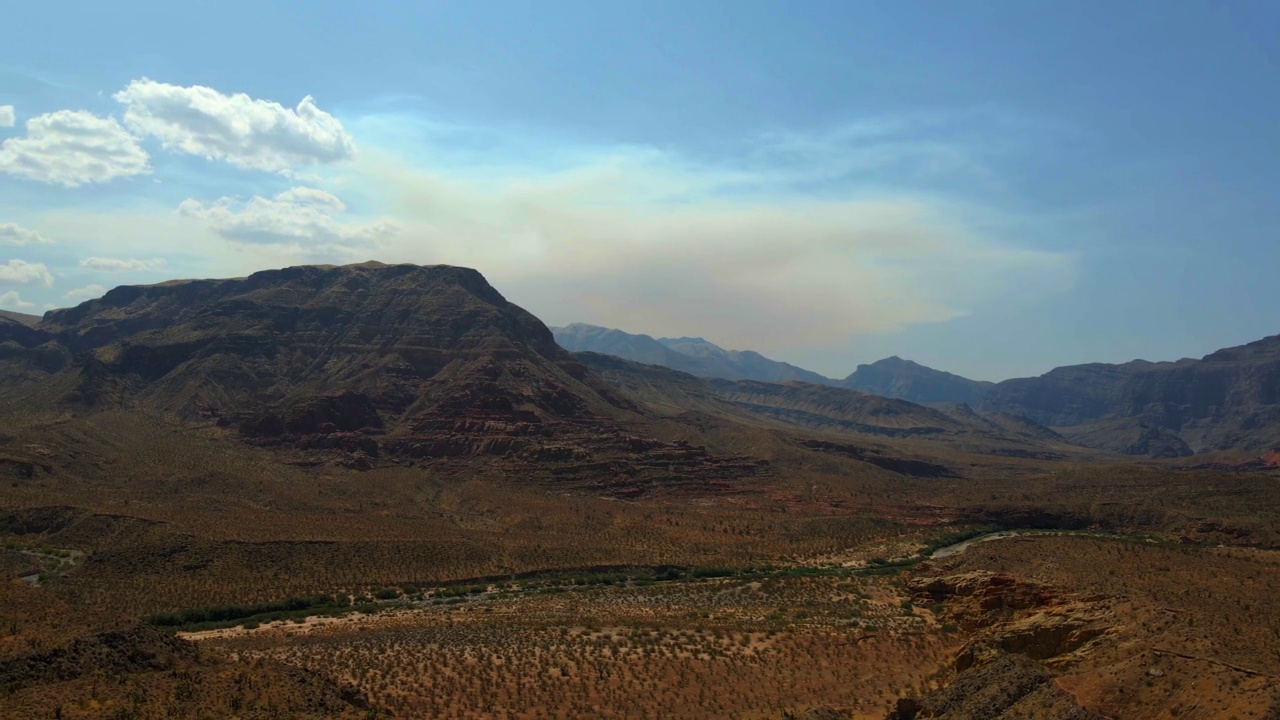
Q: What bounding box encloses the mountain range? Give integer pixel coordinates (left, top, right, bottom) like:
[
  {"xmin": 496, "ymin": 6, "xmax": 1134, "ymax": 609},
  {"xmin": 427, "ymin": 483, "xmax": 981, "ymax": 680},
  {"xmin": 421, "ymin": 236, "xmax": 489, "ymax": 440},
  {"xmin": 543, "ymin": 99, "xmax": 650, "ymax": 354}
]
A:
[
  {"xmin": 3, "ymin": 270, "xmax": 1278, "ymax": 463},
  {"xmin": 3, "ymin": 262, "xmax": 1279, "ymax": 718},
  {"xmin": 551, "ymin": 323, "xmax": 833, "ymax": 385},
  {"xmin": 981, "ymin": 336, "xmax": 1280, "ymax": 456},
  {"xmin": 0, "ymin": 263, "xmax": 766, "ymax": 494},
  {"xmin": 552, "ymin": 322, "xmax": 1280, "ymax": 458},
  {"xmin": 551, "ymin": 323, "xmax": 994, "ymax": 405},
  {"xmin": 0, "ymin": 263, "xmax": 1090, "ymax": 492}
]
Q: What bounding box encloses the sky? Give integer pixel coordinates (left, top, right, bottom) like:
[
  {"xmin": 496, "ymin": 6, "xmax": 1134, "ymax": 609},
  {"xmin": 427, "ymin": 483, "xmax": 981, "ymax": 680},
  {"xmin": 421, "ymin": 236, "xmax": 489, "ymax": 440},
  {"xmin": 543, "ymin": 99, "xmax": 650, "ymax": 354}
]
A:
[{"xmin": 1, "ymin": 1, "xmax": 1278, "ymax": 381}]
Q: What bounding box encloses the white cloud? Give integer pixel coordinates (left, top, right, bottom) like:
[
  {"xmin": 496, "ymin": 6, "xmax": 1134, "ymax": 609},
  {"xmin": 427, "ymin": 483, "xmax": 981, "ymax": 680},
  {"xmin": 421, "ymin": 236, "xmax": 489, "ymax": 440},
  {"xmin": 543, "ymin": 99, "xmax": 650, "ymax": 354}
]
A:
[
  {"xmin": 0, "ymin": 223, "xmax": 52, "ymax": 245},
  {"xmin": 0, "ymin": 259, "xmax": 53, "ymax": 286},
  {"xmin": 114, "ymin": 79, "xmax": 355, "ymax": 173},
  {"xmin": 0, "ymin": 290, "xmax": 34, "ymax": 309},
  {"xmin": 0, "ymin": 106, "xmax": 14, "ymax": 128},
  {"xmin": 63, "ymin": 284, "xmax": 107, "ymax": 302},
  {"xmin": 178, "ymin": 187, "xmax": 396, "ymax": 256},
  {"xmin": 275, "ymin": 186, "xmax": 347, "ymax": 210},
  {"xmin": 3, "ymin": 104, "xmax": 1075, "ymax": 376},
  {"xmin": 0, "ymin": 110, "xmax": 150, "ymax": 186},
  {"xmin": 80, "ymin": 257, "xmax": 167, "ymax": 272}
]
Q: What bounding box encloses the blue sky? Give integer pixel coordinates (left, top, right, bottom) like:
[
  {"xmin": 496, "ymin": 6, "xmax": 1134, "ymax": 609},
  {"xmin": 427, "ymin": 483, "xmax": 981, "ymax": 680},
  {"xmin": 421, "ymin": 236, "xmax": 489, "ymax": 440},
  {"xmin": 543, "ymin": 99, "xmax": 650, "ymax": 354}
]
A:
[{"xmin": 2, "ymin": 1, "xmax": 1278, "ymax": 380}]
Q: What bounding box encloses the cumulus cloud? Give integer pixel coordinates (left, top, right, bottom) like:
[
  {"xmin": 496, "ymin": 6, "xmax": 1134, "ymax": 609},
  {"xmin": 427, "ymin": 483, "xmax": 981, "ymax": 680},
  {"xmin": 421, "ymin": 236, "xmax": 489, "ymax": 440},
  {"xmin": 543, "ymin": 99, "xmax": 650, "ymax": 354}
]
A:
[
  {"xmin": 80, "ymin": 257, "xmax": 167, "ymax": 272},
  {"xmin": 0, "ymin": 259, "xmax": 54, "ymax": 286},
  {"xmin": 0, "ymin": 290, "xmax": 34, "ymax": 309},
  {"xmin": 0, "ymin": 223, "xmax": 52, "ymax": 245},
  {"xmin": 114, "ymin": 79, "xmax": 355, "ymax": 173},
  {"xmin": 0, "ymin": 110, "xmax": 150, "ymax": 186},
  {"xmin": 63, "ymin": 284, "xmax": 107, "ymax": 302},
  {"xmin": 178, "ymin": 187, "xmax": 396, "ymax": 255},
  {"xmin": 0, "ymin": 106, "xmax": 13, "ymax": 128}
]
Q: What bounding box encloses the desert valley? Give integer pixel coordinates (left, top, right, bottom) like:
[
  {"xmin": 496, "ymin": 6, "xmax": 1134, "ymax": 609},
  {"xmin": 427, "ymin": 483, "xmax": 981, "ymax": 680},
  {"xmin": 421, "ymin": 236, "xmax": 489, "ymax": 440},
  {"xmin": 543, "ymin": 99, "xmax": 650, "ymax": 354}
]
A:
[{"xmin": 1, "ymin": 262, "xmax": 1278, "ymax": 719}]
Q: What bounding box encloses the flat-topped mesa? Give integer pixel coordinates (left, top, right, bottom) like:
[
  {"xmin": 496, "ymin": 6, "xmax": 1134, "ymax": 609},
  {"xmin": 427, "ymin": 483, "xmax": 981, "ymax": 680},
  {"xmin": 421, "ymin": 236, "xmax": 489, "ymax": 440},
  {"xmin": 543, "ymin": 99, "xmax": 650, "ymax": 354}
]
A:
[
  {"xmin": 9, "ymin": 262, "xmax": 761, "ymax": 490},
  {"xmin": 33, "ymin": 263, "xmax": 588, "ymax": 415},
  {"xmin": 40, "ymin": 263, "xmax": 562, "ymax": 359}
]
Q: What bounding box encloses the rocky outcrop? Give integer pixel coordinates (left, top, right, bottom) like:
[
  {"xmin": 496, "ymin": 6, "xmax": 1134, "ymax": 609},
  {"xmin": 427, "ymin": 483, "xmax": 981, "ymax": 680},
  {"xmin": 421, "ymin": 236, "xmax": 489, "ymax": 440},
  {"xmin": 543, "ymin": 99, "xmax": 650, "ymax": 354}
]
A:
[
  {"xmin": 0, "ymin": 624, "xmax": 197, "ymax": 687},
  {"xmin": 886, "ymin": 653, "xmax": 1105, "ymax": 720},
  {"xmin": 909, "ymin": 571, "xmax": 1113, "ymax": 661},
  {"xmin": 0, "ymin": 604, "xmax": 375, "ymax": 718},
  {"xmin": 933, "ymin": 403, "xmax": 1066, "ymax": 444},
  {"xmin": 909, "ymin": 571, "xmax": 1061, "ymax": 631},
  {"xmin": 891, "ymin": 572, "xmax": 1114, "ymax": 719}
]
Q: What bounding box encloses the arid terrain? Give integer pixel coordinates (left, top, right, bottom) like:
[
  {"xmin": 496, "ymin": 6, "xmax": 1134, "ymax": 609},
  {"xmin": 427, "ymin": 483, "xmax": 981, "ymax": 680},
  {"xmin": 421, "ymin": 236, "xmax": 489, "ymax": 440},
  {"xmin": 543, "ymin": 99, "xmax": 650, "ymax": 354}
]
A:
[{"xmin": 2, "ymin": 263, "xmax": 1279, "ymax": 718}]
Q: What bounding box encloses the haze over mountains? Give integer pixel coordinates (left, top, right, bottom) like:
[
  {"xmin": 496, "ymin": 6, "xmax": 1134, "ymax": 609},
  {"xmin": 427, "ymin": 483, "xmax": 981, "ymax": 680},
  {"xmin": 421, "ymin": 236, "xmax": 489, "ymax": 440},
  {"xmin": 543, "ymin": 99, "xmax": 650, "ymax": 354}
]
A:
[
  {"xmin": 552, "ymin": 323, "xmax": 832, "ymax": 386},
  {"xmin": 554, "ymin": 321, "xmax": 1280, "ymax": 458},
  {"xmin": 552, "ymin": 323, "xmax": 993, "ymax": 404}
]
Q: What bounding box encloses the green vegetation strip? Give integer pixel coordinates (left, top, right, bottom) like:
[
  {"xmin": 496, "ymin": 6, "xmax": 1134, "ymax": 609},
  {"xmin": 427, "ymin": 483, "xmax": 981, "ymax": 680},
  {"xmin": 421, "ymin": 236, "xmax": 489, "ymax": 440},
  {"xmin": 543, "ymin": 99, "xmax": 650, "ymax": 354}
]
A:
[
  {"xmin": 148, "ymin": 525, "xmax": 1159, "ymax": 632},
  {"xmin": 146, "ymin": 594, "xmax": 382, "ymax": 632}
]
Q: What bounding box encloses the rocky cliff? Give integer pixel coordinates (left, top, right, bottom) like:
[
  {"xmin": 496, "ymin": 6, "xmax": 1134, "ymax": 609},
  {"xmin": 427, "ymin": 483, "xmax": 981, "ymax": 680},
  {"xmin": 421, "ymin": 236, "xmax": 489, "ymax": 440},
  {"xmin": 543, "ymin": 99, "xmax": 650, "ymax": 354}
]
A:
[{"xmin": 981, "ymin": 335, "xmax": 1280, "ymax": 456}]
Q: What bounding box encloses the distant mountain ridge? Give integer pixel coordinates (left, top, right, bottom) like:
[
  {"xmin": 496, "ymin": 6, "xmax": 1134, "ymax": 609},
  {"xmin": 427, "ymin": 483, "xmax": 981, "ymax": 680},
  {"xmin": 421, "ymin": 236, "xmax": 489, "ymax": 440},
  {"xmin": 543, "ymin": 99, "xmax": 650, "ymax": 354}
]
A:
[
  {"xmin": 551, "ymin": 323, "xmax": 833, "ymax": 385},
  {"xmin": 980, "ymin": 335, "xmax": 1280, "ymax": 456},
  {"xmin": 839, "ymin": 356, "xmax": 994, "ymax": 406},
  {"xmin": 554, "ymin": 321, "xmax": 1280, "ymax": 458},
  {"xmin": 574, "ymin": 352, "xmax": 1083, "ymax": 466},
  {"xmin": 552, "ymin": 323, "xmax": 993, "ymax": 404},
  {"xmin": 0, "ymin": 309, "xmax": 41, "ymax": 327}
]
